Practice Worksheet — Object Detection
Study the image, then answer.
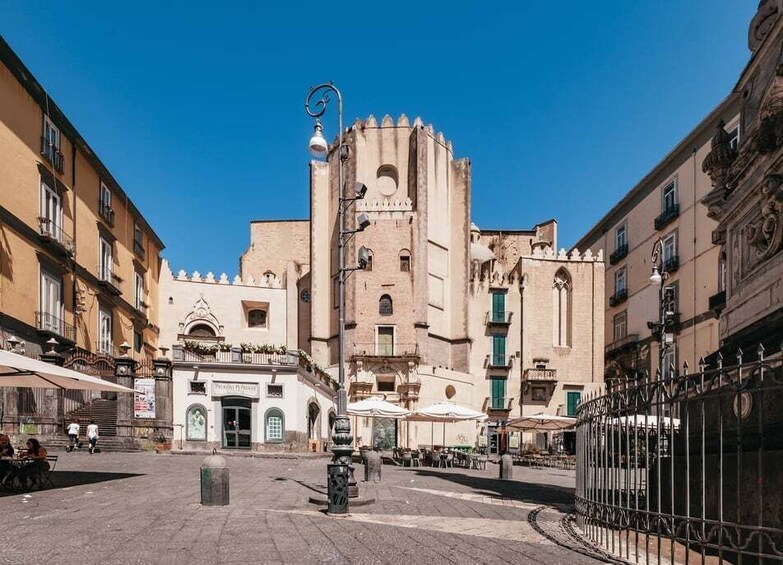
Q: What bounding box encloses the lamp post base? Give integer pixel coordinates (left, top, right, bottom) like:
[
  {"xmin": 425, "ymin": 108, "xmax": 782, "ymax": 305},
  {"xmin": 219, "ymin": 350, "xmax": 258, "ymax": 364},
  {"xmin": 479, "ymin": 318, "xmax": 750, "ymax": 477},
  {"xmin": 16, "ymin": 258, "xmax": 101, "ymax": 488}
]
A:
[{"xmin": 329, "ymin": 414, "xmax": 358, "ymax": 505}]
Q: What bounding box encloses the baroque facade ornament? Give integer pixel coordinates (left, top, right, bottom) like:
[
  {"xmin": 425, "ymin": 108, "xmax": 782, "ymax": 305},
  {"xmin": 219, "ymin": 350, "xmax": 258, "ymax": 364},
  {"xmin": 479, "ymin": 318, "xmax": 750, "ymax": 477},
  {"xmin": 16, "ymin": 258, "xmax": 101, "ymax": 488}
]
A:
[
  {"xmin": 749, "ymin": 0, "xmax": 782, "ymax": 52},
  {"xmin": 702, "ymin": 120, "xmax": 738, "ymax": 189},
  {"xmin": 747, "ymin": 174, "xmax": 783, "ymax": 259}
]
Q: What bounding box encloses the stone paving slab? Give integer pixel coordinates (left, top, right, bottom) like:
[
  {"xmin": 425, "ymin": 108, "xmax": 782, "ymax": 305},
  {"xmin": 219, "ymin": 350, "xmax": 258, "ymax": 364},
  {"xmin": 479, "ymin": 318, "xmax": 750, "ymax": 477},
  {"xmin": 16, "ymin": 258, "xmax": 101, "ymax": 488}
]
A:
[{"xmin": 0, "ymin": 452, "xmax": 603, "ymax": 565}]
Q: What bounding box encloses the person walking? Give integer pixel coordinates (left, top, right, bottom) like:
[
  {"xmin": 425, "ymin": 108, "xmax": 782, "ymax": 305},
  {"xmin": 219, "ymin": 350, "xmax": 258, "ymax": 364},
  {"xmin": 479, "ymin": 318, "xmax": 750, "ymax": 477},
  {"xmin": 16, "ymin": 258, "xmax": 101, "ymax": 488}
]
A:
[
  {"xmin": 66, "ymin": 419, "xmax": 80, "ymax": 452},
  {"xmin": 86, "ymin": 420, "xmax": 99, "ymax": 454}
]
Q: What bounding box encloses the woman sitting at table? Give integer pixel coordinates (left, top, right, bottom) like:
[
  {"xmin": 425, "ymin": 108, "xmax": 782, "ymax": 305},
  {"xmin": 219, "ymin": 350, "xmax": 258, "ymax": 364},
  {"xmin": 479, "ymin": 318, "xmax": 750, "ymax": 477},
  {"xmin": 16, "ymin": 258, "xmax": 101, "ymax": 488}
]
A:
[
  {"xmin": 0, "ymin": 434, "xmax": 14, "ymax": 487},
  {"xmin": 17, "ymin": 438, "xmax": 48, "ymax": 488}
]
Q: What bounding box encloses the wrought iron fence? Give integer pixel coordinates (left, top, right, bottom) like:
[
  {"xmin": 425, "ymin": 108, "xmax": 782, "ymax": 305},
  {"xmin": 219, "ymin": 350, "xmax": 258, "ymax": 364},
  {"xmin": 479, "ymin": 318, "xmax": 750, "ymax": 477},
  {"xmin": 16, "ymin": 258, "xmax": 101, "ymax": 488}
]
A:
[{"xmin": 576, "ymin": 346, "xmax": 783, "ymax": 564}]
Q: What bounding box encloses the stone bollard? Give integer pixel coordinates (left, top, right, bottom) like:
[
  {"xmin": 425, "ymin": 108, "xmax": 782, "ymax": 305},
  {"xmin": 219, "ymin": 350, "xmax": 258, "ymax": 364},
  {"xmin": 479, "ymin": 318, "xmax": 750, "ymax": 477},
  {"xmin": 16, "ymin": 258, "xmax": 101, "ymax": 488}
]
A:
[
  {"xmin": 201, "ymin": 451, "xmax": 229, "ymax": 506},
  {"xmin": 364, "ymin": 450, "xmax": 382, "ymax": 483},
  {"xmin": 499, "ymin": 453, "xmax": 513, "ymax": 480}
]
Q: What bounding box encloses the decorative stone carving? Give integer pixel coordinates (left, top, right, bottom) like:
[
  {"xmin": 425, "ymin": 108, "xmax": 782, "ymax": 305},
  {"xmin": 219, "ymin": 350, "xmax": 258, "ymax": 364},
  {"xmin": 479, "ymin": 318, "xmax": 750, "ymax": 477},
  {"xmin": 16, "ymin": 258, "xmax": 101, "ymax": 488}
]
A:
[
  {"xmin": 703, "ymin": 120, "xmax": 738, "ymax": 189},
  {"xmin": 747, "ymin": 174, "xmax": 783, "ymax": 259},
  {"xmin": 749, "ymin": 0, "xmax": 781, "ymax": 52}
]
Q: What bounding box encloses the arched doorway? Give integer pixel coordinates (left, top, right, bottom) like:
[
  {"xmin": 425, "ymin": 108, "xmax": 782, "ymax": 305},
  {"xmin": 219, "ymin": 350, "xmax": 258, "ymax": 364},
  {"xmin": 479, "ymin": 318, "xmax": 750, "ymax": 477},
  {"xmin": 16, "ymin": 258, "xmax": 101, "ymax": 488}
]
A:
[
  {"xmin": 307, "ymin": 401, "xmax": 321, "ymax": 441},
  {"xmin": 222, "ymin": 397, "xmax": 251, "ymax": 449}
]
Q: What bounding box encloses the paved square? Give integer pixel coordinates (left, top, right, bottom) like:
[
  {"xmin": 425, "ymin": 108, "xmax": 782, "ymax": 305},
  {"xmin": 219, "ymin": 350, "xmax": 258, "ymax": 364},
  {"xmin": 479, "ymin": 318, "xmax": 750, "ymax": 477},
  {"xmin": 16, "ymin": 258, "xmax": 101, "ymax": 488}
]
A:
[{"xmin": 0, "ymin": 452, "xmax": 603, "ymax": 564}]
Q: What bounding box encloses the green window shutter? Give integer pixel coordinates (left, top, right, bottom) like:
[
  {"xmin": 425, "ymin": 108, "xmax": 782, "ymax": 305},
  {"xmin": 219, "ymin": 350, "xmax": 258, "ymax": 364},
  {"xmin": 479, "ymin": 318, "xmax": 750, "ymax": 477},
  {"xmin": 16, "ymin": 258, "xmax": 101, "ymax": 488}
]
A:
[
  {"xmin": 566, "ymin": 391, "xmax": 581, "ymax": 417},
  {"xmin": 491, "ymin": 378, "xmax": 506, "ymax": 410},
  {"xmin": 492, "ymin": 335, "xmax": 506, "ymax": 366},
  {"xmin": 492, "ymin": 292, "xmax": 505, "ymax": 322}
]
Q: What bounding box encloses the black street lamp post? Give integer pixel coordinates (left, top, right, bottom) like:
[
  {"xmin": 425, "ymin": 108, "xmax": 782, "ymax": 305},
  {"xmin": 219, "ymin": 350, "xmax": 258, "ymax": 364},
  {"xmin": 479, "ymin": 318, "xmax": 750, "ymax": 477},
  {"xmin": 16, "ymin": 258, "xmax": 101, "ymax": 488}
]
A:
[
  {"xmin": 305, "ymin": 83, "xmax": 369, "ymax": 514},
  {"xmin": 648, "ymin": 237, "xmax": 676, "ymax": 380}
]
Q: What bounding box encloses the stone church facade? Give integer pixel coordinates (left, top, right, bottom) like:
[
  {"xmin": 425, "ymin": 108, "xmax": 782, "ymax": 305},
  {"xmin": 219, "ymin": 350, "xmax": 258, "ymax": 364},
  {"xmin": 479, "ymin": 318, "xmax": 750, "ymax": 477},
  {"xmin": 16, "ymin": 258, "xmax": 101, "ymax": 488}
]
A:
[{"xmin": 241, "ymin": 116, "xmax": 604, "ymax": 451}]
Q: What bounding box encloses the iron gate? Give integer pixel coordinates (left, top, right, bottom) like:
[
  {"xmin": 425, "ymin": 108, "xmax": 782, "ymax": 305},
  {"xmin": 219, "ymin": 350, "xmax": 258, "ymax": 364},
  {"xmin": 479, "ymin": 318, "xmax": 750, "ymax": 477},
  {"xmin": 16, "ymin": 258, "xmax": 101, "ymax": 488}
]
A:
[{"xmin": 576, "ymin": 347, "xmax": 783, "ymax": 564}]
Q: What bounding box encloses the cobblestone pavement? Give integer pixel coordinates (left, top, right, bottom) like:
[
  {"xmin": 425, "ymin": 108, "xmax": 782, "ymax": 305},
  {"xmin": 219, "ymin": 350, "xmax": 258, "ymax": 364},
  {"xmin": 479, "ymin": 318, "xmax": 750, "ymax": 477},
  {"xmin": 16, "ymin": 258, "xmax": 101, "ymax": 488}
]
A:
[{"xmin": 0, "ymin": 452, "xmax": 606, "ymax": 565}]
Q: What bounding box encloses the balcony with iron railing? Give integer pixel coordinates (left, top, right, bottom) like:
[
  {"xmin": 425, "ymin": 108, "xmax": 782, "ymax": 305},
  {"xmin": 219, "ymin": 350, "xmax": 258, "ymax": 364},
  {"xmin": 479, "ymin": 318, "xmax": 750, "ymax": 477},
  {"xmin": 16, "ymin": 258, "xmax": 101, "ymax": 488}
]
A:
[
  {"xmin": 522, "ymin": 368, "xmax": 558, "ymax": 382},
  {"xmin": 35, "ymin": 311, "xmax": 76, "ymax": 343},
  {"xmin": 99, "ymin": 203, "xmax": 115, "ymax": 227},
  {"xmin": 349, "ymin": 342, "xmax": 419, "ymax": 359},
  {"xmin": 37, "ymin": 217, "xmax": 76, "ymax": 256},
  {"xmin": 40, "ymin": 137, "xmax": 64, "ymax": 174},
  {"xmin": 709, "ymin": 290, "xmax": 726, "ymax": 315},
  {"xmin": 485, "ymin": 310, "xmax": 513, "ymax": 327},
  {"xmin": 98, "ymin": 271, "xmax": 123, "ymax": 296},
  {"xmin": 171, "ymin": 344, "xmax": 297, "ymax": 366},
  {"xmin": 605, "ymin": 333, "xmax": 639, "ymax": 356},
  {"xmin": 609, "ymin": 288, "xmax": 628, "ymax": 307},
  {"xmin": 609, "ymin": 244, "xmax": 628, "ymax": 265},
  {"xmin": 654, "ymin": 204, "xmax": 680, "ymax": 230},
  {"xmin": 133, "ymin": 239, "xmax": 145, "ymax": 259},
  {"xmin": 663, "ymin": 255, "xmax": 680, "ymax": 273}
]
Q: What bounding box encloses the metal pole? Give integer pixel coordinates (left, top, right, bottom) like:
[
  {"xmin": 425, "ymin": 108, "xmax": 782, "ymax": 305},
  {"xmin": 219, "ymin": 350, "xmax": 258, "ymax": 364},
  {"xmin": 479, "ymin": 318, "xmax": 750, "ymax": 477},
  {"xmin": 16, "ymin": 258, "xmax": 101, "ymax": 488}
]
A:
[{"xmin": 305, "ymin": 83, "xmax": 356, "ymax": 512}]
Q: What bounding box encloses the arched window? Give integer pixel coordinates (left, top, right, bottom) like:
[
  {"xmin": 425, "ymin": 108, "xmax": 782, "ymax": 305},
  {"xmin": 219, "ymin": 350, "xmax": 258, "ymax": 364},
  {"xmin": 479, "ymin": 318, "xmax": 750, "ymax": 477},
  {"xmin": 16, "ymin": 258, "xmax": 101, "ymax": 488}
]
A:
[
  {"xmin": 307, "ymin": 401, "xmax": 321, "ymax": 440},
  {"xmin": 188, "ymin": 324, "xmax": 216, "ymax": 337},
  {"xmin": 265, "ymin": 408, "xmax": 285, "ymax": 443},
  {"xmin": 186, "ymin": 404, "xmax": 207, "ymax": 441},
  {"xmin": 379, "ymin": 294, "xmax": 393, "ymax": 316},
  {"xmin": 399, "ymin": 249, "xmax": 411, "ymax": 272},
  {"xmin": 248, "ymin": 309, "xmax": 267, "ymax": 328},
  {"xmin": 552, "ymin": 268, "xmax": 571, "ymax": 347},
  {"xmin": 364, "ymin": 249, "xmax": 374, "ymax": 272}
]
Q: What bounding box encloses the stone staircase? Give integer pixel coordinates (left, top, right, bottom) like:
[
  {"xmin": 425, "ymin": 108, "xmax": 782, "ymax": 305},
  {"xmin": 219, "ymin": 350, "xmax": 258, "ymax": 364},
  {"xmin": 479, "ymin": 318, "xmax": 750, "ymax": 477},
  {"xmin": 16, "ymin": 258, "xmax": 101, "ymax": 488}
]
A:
[
  {"xmin": 64, "ymin": 398, "xmax": 117, "ymax": 436},
  {"xmin": 45, "ymin": 399, "xmax": 144, "ymax": 452}
]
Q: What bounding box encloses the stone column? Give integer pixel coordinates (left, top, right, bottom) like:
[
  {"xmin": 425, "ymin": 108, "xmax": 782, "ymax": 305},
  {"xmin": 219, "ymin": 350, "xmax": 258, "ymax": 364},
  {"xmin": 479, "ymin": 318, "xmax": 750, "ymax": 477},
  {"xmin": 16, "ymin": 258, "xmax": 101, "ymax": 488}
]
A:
[
  {"xmin": 114, "ymin": 355, "xmax": 137, "ymax": 438},
  {"xmin": 153, "ymin": 356, "xmax": 173, "ymax": 439},
  {"xmin": 39, "ymin": 347, "xmax": 64, "ymax": 434}
]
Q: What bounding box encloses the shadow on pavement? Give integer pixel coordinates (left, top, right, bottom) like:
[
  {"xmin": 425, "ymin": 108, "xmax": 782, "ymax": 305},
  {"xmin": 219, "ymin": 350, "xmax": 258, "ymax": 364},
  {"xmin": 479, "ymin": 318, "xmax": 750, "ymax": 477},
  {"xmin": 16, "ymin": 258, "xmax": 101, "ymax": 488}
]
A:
[
  {"xmin": 0, "ymin": 471, "xmax": 143, "ymax": 497},
  {"xmin": 410, "ymin": 469, "xmax": 575, "ymax": 506}
]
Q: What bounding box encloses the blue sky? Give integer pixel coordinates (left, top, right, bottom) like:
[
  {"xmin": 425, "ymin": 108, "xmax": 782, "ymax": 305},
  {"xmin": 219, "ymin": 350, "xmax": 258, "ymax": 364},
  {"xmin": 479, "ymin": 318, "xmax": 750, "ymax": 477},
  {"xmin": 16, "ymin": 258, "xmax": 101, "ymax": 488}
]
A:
[{"xmin": 1, "ymin": 2, "xmax": 755, "ymax": 276}]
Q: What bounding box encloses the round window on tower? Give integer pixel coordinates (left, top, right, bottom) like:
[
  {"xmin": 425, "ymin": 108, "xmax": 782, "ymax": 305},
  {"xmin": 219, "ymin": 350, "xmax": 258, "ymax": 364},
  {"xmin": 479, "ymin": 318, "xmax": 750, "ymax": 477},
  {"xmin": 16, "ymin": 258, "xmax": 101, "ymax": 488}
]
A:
[{"xmin": 376, "ymin": 165, "xmax": 399, "ymax": 197}]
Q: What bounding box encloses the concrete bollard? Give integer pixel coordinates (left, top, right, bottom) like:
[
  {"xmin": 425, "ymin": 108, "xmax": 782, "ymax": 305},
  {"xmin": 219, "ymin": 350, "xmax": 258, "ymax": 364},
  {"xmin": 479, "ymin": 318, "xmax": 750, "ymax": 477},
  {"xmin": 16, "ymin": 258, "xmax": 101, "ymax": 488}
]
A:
[
  {"xmin": 499, "ymin": 453, "xmax": 513, "ymax": 480},
  {"xmin": 201, "ymin": 451, "xmax": 229, "ymax": 506},
  {"xmin": 364, "ymin": 450, "xmax": 381, "ymax": 483}
]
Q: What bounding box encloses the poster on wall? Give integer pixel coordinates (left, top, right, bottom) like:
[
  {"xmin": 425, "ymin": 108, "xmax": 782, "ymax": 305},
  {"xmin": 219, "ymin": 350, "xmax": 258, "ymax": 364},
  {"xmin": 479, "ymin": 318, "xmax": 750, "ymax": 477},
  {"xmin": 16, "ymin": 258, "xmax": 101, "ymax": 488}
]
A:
[{"xmin": 134, "ymin": 378, "xmax": 156, "ymax": 419}]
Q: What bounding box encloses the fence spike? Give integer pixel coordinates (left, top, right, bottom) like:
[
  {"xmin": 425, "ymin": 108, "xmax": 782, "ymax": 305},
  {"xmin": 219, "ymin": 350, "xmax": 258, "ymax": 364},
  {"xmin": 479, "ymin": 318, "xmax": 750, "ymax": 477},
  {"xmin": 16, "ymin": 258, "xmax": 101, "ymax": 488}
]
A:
[
  {"xmin": 736, "ymin": 347, "xmax": 743, "ymax": 365},
  {"xmin": 682, "ymin": 359, "xmax": 689, "ymax": 375},
  {"xmin": 698, "ymin": 356, "xmax": 707, "ymax": 372},
  {"xmin": 716, "ymin": 351, "xmax": 723, "ymax": 369},
  {"xmin": 758, "ymin": 343, "xmax": 765, "ymax": 362}
]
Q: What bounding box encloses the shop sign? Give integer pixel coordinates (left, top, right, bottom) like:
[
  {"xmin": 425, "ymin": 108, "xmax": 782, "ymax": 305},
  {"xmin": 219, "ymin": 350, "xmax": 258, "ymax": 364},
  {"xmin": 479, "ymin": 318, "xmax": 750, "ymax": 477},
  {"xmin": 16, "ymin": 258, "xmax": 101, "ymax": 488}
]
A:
[{"xmin": 212, "ymin": 381, "xmax": 259, "ymax": 398}]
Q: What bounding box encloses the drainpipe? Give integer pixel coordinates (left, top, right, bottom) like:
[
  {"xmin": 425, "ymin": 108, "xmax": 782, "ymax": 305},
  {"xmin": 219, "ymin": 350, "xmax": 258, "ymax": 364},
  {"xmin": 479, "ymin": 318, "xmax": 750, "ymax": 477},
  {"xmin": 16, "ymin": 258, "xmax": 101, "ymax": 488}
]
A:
[{"xmin": 692, "ymin": 147, "xmax": 697, "ymax": 364}]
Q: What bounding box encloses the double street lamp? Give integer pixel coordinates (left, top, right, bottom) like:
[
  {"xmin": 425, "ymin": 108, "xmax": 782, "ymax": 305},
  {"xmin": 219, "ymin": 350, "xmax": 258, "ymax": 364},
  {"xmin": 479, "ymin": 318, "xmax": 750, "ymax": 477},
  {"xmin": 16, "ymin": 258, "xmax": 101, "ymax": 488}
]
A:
[
  {"xmin": 648, "ymin": 237, "xmax": 676, "ymax": 380},
  {"xmin": 305, "ymin": 83, "xmax": 369, "ymax": 514}
]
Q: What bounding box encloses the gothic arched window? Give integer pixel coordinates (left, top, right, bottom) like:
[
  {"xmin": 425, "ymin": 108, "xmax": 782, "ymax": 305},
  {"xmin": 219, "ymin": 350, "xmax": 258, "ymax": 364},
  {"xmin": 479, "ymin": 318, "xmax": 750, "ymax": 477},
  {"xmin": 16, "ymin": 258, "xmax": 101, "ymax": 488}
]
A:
[
  {"xmin": 379, "ymin": 294, "xmax": 393, "ymax": 316},
  {"xmin": 552, "ymin": 268, "xmax": 571, "ymax": 347},
  {"xmin": 188, "ymin": 324, "xmax": 216, "ymax": 337}
]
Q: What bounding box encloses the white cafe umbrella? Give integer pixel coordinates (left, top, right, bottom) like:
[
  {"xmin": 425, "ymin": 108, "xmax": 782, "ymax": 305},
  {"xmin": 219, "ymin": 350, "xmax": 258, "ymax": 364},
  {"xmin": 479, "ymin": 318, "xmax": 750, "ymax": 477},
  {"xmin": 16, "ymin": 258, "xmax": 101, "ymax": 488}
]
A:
[
  {"xmin": 407, "ymin": 401, "xmax": 487, "ymax": 447},
  {"xmin": 347, "ymin": 396, "xmax": 411, "ymax": 418},
  {"xmin": 506, "ymin": 412, "xmax": 576, "ymax": 431},
  {"xmin": 0, "ymin": 350, "xmax": 134, "ymax": 393}
]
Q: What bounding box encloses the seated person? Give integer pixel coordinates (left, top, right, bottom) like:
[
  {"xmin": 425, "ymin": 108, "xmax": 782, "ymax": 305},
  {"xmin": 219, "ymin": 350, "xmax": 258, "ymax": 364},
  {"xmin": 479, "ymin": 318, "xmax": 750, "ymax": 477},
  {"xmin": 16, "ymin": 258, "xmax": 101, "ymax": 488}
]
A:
[
  {"xmin": 0, "ymin": 434, "xmax": 14, "ymax": 487},
  {"xmin": 17, "ymin": 438, "xmax": 49, "ymax": 488}
]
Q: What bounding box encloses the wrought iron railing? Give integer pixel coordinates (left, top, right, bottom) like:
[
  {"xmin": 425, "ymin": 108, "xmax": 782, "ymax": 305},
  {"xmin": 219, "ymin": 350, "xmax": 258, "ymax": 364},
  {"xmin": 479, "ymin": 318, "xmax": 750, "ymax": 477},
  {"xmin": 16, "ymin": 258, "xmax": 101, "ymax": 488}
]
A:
[
  {"xmin": 609, "ymin": 244, "xmax": 628, "ymax": 265},
  {"xmin": 654, "ymin": 204, "xmax": 680, "ymax": 230},
  {"xmin": 37, "ymin": 217, "xmax": 76, "ymax": 255},
  {"xmin": 40, "ymin": 136, "xmax": 64, "ymax": 173},
  {"xmin": 35, "ymin": 311, "xmax": 76, "ymax": 342},
  {"xmin": 605, "ymin": 334, "xmax": 639, "ymax": 356},
  {"xmin": 349, "ymin": 342, "xmax": 419, "ymax": 357},
  {"xmin": 99, "ymin": 202, "xmax": 115, "ymax": 226},
  {"xmin": 170, "ymin": 344, "xmax": 296, "ymax": 366},
  {"xmin": 575, "ymin": 347, "xmax": 783, "ymax": 564},
  {"xmin": 609, "ymin": 288, "xmax": 628, "ymax": 307}
]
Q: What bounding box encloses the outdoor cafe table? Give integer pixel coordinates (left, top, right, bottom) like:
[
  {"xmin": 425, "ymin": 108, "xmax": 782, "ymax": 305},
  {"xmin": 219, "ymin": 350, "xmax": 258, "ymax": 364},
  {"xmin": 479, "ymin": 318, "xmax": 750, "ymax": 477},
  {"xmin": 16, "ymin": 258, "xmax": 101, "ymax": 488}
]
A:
[{"xmin": 0, "ymin": 457, "xmax": 37, "ymax": 488}]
